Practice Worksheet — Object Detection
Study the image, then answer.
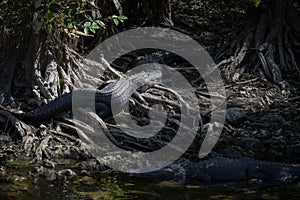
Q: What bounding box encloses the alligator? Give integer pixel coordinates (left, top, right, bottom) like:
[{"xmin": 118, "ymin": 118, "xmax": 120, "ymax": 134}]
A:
[
  {"xmin": 128, "ymin": 50, "xmax": 186, "ymax": 69},
  {"xmin": 3, "ymin": 70, "xmax": 162, "ymax": 122},
  {"xmin": 137, "ymin": 157, "xmax": 300, "ymax": 184}
]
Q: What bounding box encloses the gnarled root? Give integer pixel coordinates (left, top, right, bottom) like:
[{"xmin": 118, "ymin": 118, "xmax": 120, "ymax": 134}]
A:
[{"xmin": 216, "ymin": 0, "xmax": 300, "ymax": 96}]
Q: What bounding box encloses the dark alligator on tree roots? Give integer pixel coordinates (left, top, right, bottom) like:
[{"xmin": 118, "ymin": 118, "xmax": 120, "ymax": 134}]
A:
[
  {"xmin": 2, "ymin": 68, "xmax": 299, "ymax": 185},
  {"xmin": 128, "ymin": 50, "xmax": 186, "ymax": 69},
  {"xmin": 2, "ymin": 70, "xmax": 162, "ymax": 122},
  {"xmin": 136, "ymin": 157, "xmax": 300, "ymax": 184}
]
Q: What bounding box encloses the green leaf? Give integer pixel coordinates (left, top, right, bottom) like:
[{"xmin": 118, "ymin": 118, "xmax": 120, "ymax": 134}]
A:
[
  {"xmin": 249, "ymin": 0, "xmax": 261, "ymax": 7},
  {"xmin": 117, "ymin": 15, "xmax": 127, "ymax": 20},
  {"xmin": 64, "ymin": 17, "xmax": 72, "ymax": 26},
  {"xmin": 84, "ymin": 27, "xmax": 89, "ymax": 35},
  {"xmin": 113, "ymin": 18, "xmax": 119, "ymax": 26},
  {"xmin": 84, "ymin": 21, "xmax": 91, "ymax": 27},
  {"xmin": 59, "ymin": 78, "xmax": 65, "ymax": 84},
  {"xmin": 67, "ymin": 22, "xmax": 73, "ymax": 29},
  {"xmin": 254, "ymin": 0, "xmax": 261, "ymax": 7},
  {"xmin": 92, "ymin": 22, "xmax": 100, "ymax": 29},
  {"xmin": 85, "ymin": 14, "xmax": 92, "ymax": 21},
  {"xmin": 49, "ymin": 3, "xmax": 60, "ymax": 14},
  {"xmin": 89, "ymin": 27, "xmax": 95, "ymax": 33},
  {"xmin": 95, "ymin": 20, "xmax": 105, "ymax": 27}
]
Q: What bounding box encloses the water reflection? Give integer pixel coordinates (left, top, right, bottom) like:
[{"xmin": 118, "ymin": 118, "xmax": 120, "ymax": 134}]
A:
[{"xmin": 0, "ymin": 167, "xmax": 299, "ymax": 200}]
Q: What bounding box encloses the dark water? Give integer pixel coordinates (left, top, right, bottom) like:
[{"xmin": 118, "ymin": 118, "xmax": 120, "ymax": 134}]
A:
[{"xmin": 0, "ymin": 167, "xmax": 299, "ymax": 200}]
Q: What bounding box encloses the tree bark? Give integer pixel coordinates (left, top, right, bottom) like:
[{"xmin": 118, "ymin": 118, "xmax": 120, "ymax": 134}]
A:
[
  {"xmin": 217, "ymin": 0, "xmax": 300, "ymax": 95},
  {"xmin": 123, "ymin": 0, "xmax": 173, "ymax": 26}
]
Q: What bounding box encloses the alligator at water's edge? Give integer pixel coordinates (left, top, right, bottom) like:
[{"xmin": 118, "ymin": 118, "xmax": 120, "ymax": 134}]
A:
[{"xmin": 136, "ymin": 157, "xmax": 300, "ymax": 184}]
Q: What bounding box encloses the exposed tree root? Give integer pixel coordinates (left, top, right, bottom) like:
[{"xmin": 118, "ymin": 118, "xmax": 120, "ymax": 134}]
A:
[
  {"xmin": 0, "ymin": 37, "xmax": 126, "ymax": 163},
  {"xmin": 216, "ymin": 0, "xmax": 300, "ymax": 95},
  {"xmin": 0, "ymin": 110, "xmax": 32, "ymax": 139}
]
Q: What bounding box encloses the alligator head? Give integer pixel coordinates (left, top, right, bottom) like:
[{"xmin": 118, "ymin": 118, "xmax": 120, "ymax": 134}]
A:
[{"xmin": 129, "ymin": 70, "xmax": 162, "ymax": 88}]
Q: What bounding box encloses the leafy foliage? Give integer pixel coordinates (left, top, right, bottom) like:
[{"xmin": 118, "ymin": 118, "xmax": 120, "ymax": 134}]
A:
[
  {"xmin": 1, "ymin": 0, "xmax": 127, "ymax": 40},
  {"xmin": 34, "ymin": 0, "xmax": 126, "ymax": 38},
  {"xmin": 249, "ymin": 0, "xmax": 262, "ymax": 8},
  {"xmin": 0, "ymin": 0, "xmax": 33, "ymax": 50},
  {"xmin": 0, "ymin": 0, "xmax": 33, "ymax": 29}
]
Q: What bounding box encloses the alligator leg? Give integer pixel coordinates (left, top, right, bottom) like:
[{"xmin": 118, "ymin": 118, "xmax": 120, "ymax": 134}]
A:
[
  {"xmin": 132, "ymin": 92, "xmax": 149, "ymax": 105},
  {"xmin": 95, "ymin": 102, "xmax": 111, "ymax": 119}
]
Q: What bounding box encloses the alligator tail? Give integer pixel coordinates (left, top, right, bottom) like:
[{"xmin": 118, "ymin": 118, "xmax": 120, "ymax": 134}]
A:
[{"xmin": 19, "ymin": 93, "xmax": 72, "ymax": 122}]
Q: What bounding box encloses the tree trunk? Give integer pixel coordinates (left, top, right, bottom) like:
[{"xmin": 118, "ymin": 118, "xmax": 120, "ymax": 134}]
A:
[
  {"xmin": 146, "ymin": 0, "xmax": 173, "ymax": 26},
  {"xmin": 123, "ymin": 0, "xmax": 173, "ymax": 26},
  {"xmin": 0, "ymin": 0, "xmax": 120, "ymax": 108},
  {"xmin": 217, "ymin": 0, "xmax": 300, "ymax": 95}
]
